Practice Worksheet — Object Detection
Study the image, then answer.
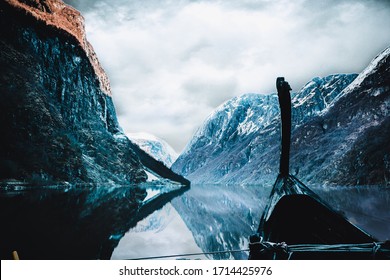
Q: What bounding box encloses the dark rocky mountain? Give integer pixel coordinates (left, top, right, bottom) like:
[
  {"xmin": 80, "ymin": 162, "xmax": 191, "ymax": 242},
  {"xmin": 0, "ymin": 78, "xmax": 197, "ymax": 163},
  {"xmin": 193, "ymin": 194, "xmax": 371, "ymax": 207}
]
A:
[
  {"xmin": 291, "ymin": 47, "xmax": 390, "ymax": 185},
  {"xmin": 0, "ymin": 0, "xmax": 188, "ymax": 186},
  {"xmin": 172, "ymin": 48, "xmax": 390, "ymax": 186}
]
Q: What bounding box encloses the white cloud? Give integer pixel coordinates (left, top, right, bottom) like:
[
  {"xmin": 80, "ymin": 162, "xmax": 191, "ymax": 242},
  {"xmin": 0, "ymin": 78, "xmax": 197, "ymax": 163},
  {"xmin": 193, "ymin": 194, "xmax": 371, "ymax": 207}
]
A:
[{"xmin": 64, "ymin": 0, "xmax": 390, "ymax": 152}]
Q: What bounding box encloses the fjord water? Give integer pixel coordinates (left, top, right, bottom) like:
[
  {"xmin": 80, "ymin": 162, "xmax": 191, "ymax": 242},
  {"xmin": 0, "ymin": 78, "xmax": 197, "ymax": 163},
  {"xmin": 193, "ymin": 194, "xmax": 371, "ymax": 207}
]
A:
[
  {"xmin": 0, "ymin": 183, "xmax": 187, "ymax": 260},
  {"xmin": 112, "ymin": 184, "xmax": 390, "ymax": 260},
  {"xmin": 1, "ymin": 183, "xmax": 389, "ymax": 260},
  {"xmin": 111, "ymin": 183, "xmax": 270, "ymax": 260}
]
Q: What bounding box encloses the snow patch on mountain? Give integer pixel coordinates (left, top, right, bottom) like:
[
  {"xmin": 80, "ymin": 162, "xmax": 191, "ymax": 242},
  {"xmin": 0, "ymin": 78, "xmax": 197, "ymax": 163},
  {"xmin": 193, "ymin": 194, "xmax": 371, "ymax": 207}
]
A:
[
  {"xmin": 348, "ymin": 47, "xmax": 390, "ymax": 90},
  {"xmin": 127, "ymin": 132, "xmax": 178, "ymax": 167},
  {"xmin": 172, "ymin": 73, "xmax": 362, "ymax": 185},
  {"xmin": 328, "ymin": 47, "xmax": 390, "ymax": 110}
]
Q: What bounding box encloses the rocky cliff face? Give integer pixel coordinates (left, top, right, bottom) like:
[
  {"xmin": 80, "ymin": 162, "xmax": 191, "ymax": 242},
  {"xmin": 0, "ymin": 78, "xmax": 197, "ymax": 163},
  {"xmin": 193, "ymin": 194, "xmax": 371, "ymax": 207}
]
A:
[
  {"xmin": 172, "ymin": 54, "xmax": 390, "ymax": 186},
  {"xmin": 5, "ymin": 0, "xmax": 111, "ymax": 95},
  {"xmin": 0, "ymin": 0, "xmax": 187, "ymax": 185},
  {"xmin": 291, "ymin": 47, "xmax": 390, "ymax": 185},
  {"xmin": 292, "ymin": 74, "xmax": 358, "ymax": 126}
]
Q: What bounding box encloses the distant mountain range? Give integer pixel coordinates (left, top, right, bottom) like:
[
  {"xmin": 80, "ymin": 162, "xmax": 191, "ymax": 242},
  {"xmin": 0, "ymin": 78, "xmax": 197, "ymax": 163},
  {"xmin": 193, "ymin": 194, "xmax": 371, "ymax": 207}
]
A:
[
  {"xmin": 172, "ymin": 47, "xmax": 390, "ymax": 186},
  {"xmin": 127, "ymin": 132, "xmax": 178, "ymax": 167}
]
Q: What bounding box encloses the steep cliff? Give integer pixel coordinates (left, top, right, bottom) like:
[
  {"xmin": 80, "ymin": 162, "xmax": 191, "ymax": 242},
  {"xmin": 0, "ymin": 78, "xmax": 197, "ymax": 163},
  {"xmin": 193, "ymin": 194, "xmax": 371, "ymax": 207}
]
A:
[
  {"xmin": 5, "ymin": 0, "xmax": 111, "ymax": 95},
  {"xmin": 0, "ymin": 0, "xmax": 187, "ymax": 185},
  {"xmin": 291, "ymin": 47, "xmax": 390, "ymax": 185}
]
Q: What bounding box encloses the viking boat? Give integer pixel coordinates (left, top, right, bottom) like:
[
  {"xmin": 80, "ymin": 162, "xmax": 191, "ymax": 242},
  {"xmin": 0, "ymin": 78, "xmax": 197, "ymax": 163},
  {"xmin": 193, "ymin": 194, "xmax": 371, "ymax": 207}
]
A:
[{"xmin": 248, "ymin": 78, "xmax": 390, "ymax": 260}]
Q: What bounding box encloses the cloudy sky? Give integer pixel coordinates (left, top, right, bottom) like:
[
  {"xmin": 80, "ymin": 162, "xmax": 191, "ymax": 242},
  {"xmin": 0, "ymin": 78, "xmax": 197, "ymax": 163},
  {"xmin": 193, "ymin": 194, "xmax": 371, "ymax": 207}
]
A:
[{"xmin": 63, "ymin": 0, "xmax": 390, "ymax": 153}]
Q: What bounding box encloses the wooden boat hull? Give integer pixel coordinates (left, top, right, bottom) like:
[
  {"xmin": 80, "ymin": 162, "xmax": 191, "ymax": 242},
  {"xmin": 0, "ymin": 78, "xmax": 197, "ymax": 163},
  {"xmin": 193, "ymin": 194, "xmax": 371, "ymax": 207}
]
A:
[
  {"xmin": 250, "ymin": 175, "xmax": 389, "ymax": 259},
  {"xmin": 261, "ymin": 194, "xmax": 378, "ymax": 259}
]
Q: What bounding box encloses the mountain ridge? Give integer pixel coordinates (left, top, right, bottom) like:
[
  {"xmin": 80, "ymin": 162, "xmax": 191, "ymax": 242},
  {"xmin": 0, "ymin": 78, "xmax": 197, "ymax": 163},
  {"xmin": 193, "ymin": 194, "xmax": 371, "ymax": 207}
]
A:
[{"xmin": 172, "ymin": 48, "xmax": 390, "ymax": 185}]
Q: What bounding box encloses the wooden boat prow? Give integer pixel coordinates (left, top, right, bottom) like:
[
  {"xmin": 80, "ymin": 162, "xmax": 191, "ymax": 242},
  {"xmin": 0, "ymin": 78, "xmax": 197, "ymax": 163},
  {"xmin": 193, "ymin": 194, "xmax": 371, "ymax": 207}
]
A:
[{"xmin": 249, "ymin": 78, "xmax": 390, "ymax": 260}]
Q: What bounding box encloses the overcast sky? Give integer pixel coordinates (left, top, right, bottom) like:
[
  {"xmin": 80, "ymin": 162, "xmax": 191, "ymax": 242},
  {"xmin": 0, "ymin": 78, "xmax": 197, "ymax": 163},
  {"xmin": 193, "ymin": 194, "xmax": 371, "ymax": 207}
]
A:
[{"xmin": 63, "ymin": 0, "xmax": 390, "ymax": 153}]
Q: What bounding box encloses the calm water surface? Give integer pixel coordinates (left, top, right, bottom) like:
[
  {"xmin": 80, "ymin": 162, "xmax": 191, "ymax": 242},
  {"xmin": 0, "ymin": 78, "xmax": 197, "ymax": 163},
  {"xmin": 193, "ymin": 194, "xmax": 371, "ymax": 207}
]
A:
[
  {"xmin": 1, "ymin": 183, "xmax": 389, "ymax": 260},
  {"xmin": 113, "ymin": 184, "xmax": 390, "ymax": 260}
]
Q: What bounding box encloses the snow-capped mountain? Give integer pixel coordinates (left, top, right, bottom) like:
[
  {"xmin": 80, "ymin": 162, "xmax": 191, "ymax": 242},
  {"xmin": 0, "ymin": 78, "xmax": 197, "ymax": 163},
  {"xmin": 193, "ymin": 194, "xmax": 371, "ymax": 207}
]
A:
[
  {"xmin": 172, "ymin": 48, "xmax": 390, "ymax": 186},
  {"xmin": 291, "ymin": 47, "xmax": 390, "ymax": 185},
  {"xmin": 292, "ymin": 74, "xmax": 358, "ymax": 126},
  {"xmin": 174, "ymin": 93, "xmax": 279, "ymax": 182},
  {"xmin": 127, "ymin": 133, "xmax": 178, "ymax": 167}
]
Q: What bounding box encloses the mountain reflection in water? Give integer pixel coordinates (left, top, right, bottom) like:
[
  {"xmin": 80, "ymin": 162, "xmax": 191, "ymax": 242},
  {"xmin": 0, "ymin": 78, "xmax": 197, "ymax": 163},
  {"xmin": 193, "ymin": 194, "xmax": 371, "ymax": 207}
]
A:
[
  {"xmin": 111, "ymin": 203, "xmax": 207, "ymax": 260},
  {"xmin": 114, "ymin": 184, "xmax": 390, "ymax": 260},
  {"xmin": 0, "ymin": 183, "xmax": 187, "ymax": 260},
  {"xmin": 1, "ymin": 183, "xmax": 389, "ymax": 260}
]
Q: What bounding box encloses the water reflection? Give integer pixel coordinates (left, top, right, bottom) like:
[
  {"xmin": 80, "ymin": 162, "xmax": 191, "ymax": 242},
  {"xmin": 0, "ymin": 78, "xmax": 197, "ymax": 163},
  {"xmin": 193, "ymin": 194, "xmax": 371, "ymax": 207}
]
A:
[
  {"xmin": 172, "ymin": 184, "xmax": 272, "ymax": 260},
  {"xmin": 111, "ymin": 203, "xmax": 206, "ymax": 260},
  {"xmin": 0, "ymin": 183, "xmax": 187, "ymax": 260},
  {"xmin": 313, "ymin": 185, "xmax": 390, "ymax": 241},
  {"xmin": 1, "ymin": 183, "xmax": 388, "ymax": 260},
  {"xmin": 113, "ymin": 184, "xmax": 390, "ymax": 260},
  {"xmin": 113, "ymin": 184, "xmax": 271, "ymax": 260}
]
